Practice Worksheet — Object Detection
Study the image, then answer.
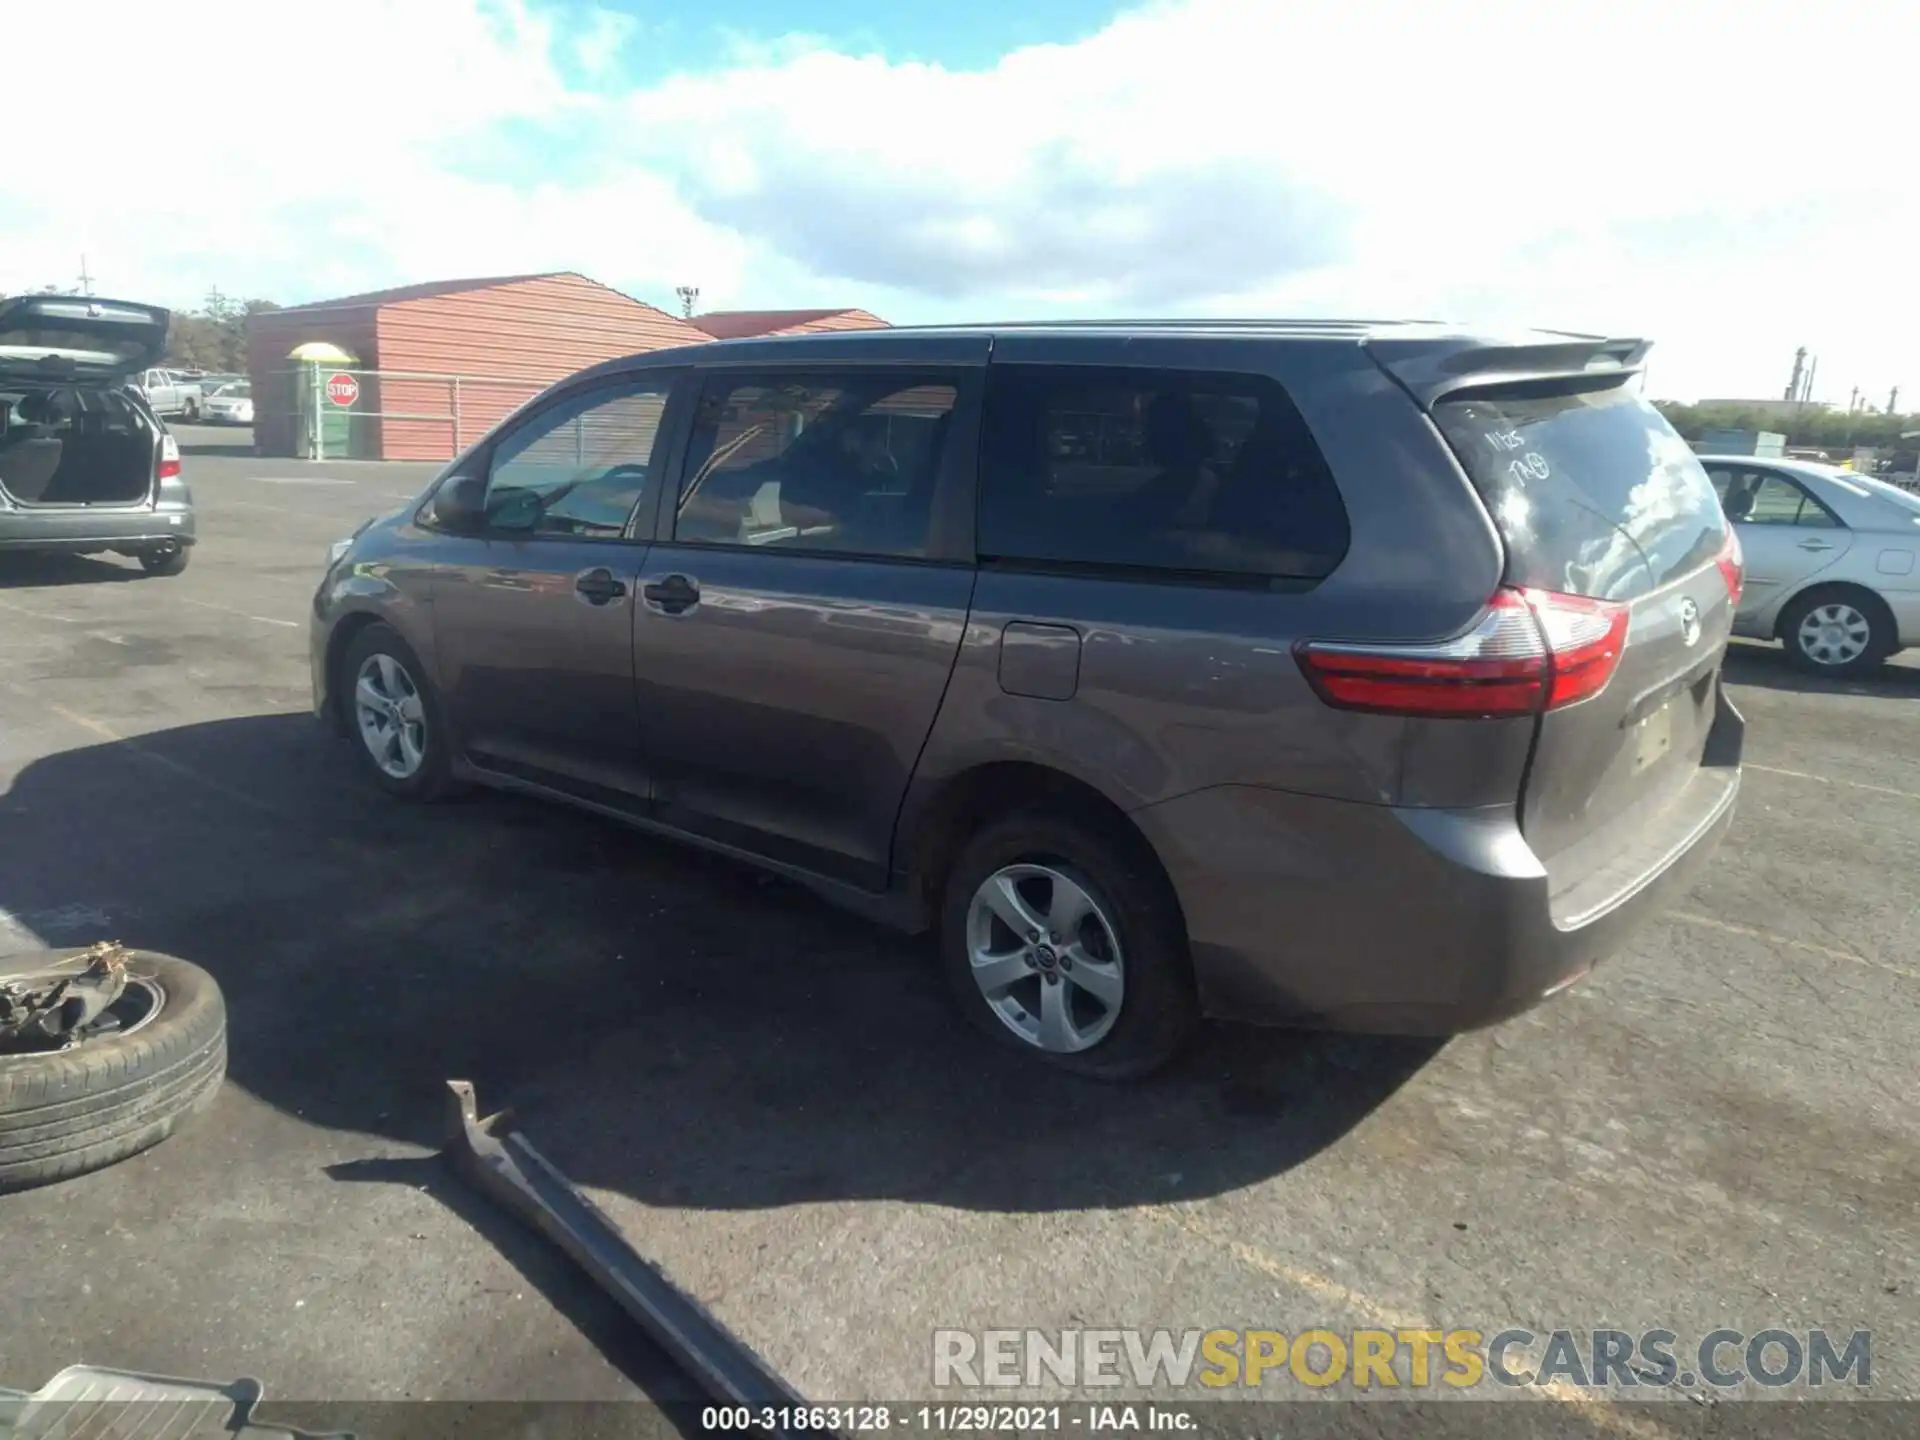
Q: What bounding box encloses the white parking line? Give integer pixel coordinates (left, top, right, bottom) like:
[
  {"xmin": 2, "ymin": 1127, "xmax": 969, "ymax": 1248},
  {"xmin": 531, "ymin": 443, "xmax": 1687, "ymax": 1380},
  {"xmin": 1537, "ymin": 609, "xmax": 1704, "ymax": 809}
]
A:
[
  {"xmin": 254, "ymin": 476, "xmax": 357, "ymax": 486},
  {"xmin": 215, "ymin": 497, "xmax": 356, "ymax": 522},
  {"xmin": 0, "ymin": 595, "xmax": 78, "ymax": 623},
  {"xmin": 1746, "ymin": 762, "xmax": 1920, "ymax": 805},
  {"xmin": 176, "ymin": 596, "xmax": 301, "ymax": 629}
]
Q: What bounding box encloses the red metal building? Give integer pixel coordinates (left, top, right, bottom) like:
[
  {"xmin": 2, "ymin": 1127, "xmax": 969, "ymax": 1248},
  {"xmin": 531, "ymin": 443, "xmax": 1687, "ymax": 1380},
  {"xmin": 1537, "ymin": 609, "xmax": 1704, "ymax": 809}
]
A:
[
  {"xmin": 690, "ymin": 308, "xmax": 890, "ymax": 341},
  {"xmin": 247, "ymin": 272, "xmax": 711, "ymax": 461}
]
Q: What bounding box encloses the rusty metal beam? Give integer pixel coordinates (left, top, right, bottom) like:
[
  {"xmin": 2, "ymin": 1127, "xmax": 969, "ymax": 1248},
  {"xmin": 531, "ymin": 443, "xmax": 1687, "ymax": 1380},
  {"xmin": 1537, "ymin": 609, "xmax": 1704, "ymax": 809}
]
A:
[{"xmin": 442, "ymin": 1079, "xmax": 813, "ymax": 1415}]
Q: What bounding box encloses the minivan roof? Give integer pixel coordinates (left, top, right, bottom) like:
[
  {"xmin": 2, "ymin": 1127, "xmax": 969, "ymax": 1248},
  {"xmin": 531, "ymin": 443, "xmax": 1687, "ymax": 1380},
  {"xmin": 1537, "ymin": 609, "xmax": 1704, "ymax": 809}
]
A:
[{"xmin": 580, "ymin": 318, "xmax": 1650, "ymax": 409}]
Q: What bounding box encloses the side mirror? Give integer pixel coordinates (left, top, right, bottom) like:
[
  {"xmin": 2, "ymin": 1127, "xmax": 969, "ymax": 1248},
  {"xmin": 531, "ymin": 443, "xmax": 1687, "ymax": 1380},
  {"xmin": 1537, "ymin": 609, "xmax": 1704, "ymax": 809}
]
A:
[{"xmin": 430, "ymin": 472, "xmax": 488, "ymax": 533}]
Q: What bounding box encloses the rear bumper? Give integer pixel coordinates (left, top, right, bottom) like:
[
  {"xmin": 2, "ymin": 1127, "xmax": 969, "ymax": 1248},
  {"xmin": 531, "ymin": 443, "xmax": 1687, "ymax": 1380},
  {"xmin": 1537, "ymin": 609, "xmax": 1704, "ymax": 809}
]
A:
[
  {"xmin": 1134, "ymin": 694, "xmax": 1744, "ymax": 1035},
  {"xmin": 0, "ymin": 502, "xmax": 196, "ymax": 551}
]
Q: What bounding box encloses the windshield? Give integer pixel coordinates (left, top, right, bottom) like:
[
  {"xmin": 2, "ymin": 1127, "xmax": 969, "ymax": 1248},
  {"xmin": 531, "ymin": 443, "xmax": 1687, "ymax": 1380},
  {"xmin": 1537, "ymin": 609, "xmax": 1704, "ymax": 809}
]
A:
[{"xmin": 214, "ymin": 382, "xmax": 250, "ymax": 398}]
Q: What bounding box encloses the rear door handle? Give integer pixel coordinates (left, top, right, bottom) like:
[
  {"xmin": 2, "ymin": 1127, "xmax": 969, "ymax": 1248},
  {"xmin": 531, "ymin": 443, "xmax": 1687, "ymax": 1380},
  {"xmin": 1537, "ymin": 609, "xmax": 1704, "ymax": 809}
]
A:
[
  {"xmin": 1797, "ymin": 539, "xmax": 1837, "ymax": 552},
  {"xmin": 642, "ymin": 573, "xmax": 700, "ymax": 616},
  {"xmin": 573, "ymin": 566, "xmax": 628, "ymax": 605}
]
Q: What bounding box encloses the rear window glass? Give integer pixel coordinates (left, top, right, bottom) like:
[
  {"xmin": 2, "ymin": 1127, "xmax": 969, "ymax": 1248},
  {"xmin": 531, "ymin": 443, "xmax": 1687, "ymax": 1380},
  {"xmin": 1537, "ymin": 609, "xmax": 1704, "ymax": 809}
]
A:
[
  {"xmin": 978, "ymin": 365, "xmax": 1349, "ymax": 584},
  {"xmin": 1435, "ymin": 383, "xmax": 1726, "ymax": 600}
]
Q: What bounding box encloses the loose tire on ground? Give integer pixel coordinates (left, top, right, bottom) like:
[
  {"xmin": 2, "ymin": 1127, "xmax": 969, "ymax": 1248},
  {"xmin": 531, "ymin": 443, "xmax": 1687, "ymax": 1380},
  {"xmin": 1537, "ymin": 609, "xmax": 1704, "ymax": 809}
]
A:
[
  {"xmin": 0, "ymin": 949, "xmax": 227, "ymax": 1192},
  {"xmin": 939, "ymin": 813, "xmax": 1198, "ymax": 1080}
]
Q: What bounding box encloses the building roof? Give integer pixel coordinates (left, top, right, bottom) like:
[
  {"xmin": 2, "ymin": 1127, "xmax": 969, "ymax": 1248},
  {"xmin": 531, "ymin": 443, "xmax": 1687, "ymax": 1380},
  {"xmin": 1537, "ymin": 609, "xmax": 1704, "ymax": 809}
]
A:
[
  {"xmin": 691, "ymin": 308, "xmax": 888, "ymax": 340},
  {"xmin": 274, "ymin": 272, "xmax": 575, "ymax": 315}
]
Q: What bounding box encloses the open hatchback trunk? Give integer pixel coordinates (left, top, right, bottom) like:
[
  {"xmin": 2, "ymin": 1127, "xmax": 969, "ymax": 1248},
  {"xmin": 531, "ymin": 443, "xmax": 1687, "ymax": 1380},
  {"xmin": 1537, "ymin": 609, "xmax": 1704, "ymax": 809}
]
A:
[{"xmin": 0, "ymin": 296, "xmax": 171, "ymax": 508}]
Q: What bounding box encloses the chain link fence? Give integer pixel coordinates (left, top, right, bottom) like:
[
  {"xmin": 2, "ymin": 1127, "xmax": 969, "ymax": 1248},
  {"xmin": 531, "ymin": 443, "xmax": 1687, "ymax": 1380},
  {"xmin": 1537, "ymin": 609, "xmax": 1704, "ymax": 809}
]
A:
[{"xmin": 254, "ymin": 368, "xmax": 556, "ymax": 462}]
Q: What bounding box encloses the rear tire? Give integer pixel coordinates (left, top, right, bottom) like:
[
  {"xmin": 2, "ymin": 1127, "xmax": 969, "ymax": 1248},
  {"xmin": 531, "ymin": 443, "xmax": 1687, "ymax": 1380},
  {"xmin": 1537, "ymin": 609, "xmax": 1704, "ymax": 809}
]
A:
[
  {"xmin": 1779, "ymin": 587, "xmax": 1893, "ymax": 677},
  {"xmin": 340, "ymin": 622, "xmax": 459, "ymax": 801},
  {"xmin": 939, "ymin": 813, "xmax": 1198, "ymax": 1080},
  {"xmin": 0, "ymin": 949, "xmax": 227, "ymax": 1192},
  {"xmin": 140, "ymin": 543, "xmax": 189, "ymax": 576}
]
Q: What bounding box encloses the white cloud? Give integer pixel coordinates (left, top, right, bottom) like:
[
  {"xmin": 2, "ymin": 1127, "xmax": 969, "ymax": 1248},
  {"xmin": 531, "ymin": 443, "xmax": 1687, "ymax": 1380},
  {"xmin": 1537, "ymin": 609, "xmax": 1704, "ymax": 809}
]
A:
[{"xmin": 4, "ymin": 0, "xmax": 1916, "ymax": 403}]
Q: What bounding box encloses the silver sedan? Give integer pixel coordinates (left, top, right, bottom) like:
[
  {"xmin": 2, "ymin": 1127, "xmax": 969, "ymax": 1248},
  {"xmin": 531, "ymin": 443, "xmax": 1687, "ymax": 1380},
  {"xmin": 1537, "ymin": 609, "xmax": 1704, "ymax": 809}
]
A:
[{"xmin": 1703, "ymin": 455, "xmax": 1920, "ymax": 674}]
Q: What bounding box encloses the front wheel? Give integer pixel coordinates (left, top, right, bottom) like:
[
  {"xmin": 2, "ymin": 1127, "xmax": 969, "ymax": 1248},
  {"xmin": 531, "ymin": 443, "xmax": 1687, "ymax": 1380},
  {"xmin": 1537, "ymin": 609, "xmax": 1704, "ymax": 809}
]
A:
[
  {"xmin": 1780, "ymin": 588, "xmax": 1893, "ymax": 676},
  {"xmin": 939, "ymin": 814, "xmax": 1197, "ymax": 1080},
  {"xmin": 340, "ymin": 622, "xmax": 458, "ymax": 800}
]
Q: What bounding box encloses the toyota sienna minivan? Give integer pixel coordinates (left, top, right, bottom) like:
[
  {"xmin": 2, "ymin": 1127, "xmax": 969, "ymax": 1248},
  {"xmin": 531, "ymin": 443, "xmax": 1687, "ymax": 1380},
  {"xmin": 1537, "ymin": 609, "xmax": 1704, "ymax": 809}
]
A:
[{"xmin": 312, "ymin": 321, "xmax": 1744, "ymax": 1077}]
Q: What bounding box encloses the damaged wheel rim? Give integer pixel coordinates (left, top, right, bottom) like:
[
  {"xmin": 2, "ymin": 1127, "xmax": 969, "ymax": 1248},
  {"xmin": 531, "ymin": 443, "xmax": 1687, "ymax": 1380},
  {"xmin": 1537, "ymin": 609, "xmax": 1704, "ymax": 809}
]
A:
[
  {"xmin": 1, "ymin": 945, "xmax": 165, "ymax": 1055},
  {"xmin": 354, "ymin": 652, "xmax": 427, "ymax": 780}
]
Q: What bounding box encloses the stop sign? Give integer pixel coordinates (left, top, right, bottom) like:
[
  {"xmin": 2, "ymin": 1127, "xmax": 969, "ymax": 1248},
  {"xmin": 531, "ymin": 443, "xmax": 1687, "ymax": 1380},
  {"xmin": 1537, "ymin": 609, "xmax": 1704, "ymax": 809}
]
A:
[{"xmin": 325, "ymin": 373, "xmax": 360, "ymax": 407}]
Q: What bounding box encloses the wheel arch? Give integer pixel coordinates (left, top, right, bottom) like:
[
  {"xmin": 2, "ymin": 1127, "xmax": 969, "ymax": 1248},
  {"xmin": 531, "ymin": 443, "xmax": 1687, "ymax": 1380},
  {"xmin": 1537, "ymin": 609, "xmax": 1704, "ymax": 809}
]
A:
[
  {"xmin": 899, "ymin": 760, "xmax": 1186, "ymax": 931},
  {"xmin": 323, "ymin": 609, "xmax": 389, "ymax": 732}
]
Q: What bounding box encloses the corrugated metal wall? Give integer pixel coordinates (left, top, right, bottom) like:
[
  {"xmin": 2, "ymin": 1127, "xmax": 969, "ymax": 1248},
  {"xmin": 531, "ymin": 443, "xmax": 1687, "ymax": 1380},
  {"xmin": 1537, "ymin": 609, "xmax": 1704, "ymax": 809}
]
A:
[
  {"xmin": 771, "ymin": 309, "xmax": 889, "ymax": 336},
  {"xmin": 374, "ymin": 274, "xmax": 711, "ymax": 461}
]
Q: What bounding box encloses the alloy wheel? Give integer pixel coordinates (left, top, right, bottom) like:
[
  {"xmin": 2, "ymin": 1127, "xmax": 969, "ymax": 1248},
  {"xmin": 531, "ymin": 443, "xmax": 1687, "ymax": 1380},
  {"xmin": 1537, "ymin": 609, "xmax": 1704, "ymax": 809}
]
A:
[
  {"xmin": 354, "ymin": 652, "xmax": 428, "ymax": 779},
  {"xmin": 964, "ymin": 863, "xmax": 1125, "ymax": 1053}
]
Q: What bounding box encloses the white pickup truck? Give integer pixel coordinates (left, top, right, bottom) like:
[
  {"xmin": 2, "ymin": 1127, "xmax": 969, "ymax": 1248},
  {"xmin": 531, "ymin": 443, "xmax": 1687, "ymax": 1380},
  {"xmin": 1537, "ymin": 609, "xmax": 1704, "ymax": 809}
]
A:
[{"xmin": 128, "ymin": 367, "xmax": 206, "ymax": 421}]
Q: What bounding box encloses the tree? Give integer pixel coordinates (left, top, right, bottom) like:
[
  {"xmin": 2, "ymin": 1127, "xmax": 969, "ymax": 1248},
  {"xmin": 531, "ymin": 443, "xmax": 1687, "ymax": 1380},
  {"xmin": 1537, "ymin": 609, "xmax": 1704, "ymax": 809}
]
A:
[{"xmin": 161, "ymin": 290, "xmax": 281, "ymax": 372}]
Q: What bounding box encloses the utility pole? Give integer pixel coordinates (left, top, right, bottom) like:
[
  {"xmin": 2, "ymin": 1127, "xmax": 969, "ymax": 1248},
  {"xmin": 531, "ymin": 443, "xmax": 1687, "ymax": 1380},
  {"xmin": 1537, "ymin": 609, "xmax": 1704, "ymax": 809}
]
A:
[
  {"xmin": 1785, "ymin": 346, "xmax": 1807, "ymax": 402},
  {"xmin": 1891, "ymin": 386, "xmax": 1901, "ymax": 414},
  {"xmin": 77, "ymin": 255, "xmax": 93, "ymax": 296},
  {"xmin": 675, "ymin": 285, "xmax": 700, "ymax": 320}
]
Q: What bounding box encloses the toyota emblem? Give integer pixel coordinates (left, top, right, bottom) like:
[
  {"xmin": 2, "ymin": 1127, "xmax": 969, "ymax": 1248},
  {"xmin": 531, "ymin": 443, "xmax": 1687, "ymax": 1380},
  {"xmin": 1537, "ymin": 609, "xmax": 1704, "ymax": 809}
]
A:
[{"xmin": 1678, "ymin": 596, "xmax": 1702, "ymax": 648}]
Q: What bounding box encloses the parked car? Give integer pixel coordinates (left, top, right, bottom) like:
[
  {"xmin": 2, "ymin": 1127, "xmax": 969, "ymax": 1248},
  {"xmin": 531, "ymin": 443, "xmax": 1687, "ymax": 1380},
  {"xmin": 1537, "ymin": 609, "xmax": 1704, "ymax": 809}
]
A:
[
  {"xmin": 130, "ymin": 366, "xmax": 205, "ymax": 421},
  {"xmin": 1702, "ymin": 456, "xmax": 1920, "ymax": 675},
  {"xmin": 312, "ymin": 321, "xmax": 1744, "ymax": 1077},
  {"xmin": 0, "ymin": 296, "xmax": 194, "ymax": 574},
  {"xmin": 201, "ymin": 380, "xmax": 253, "ymax": 425}
]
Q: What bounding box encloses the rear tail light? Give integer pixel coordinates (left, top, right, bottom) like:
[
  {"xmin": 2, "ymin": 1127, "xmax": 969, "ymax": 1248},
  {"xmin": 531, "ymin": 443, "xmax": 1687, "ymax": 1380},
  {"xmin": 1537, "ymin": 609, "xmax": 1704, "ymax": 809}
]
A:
[
  {"xmin": 1295, "ymin": 588, "xmax": 1629, "ymax": 719},
  {"xmin": 1715, "ymin": 527, "xmax": 1743, "ymax": 604},
  {"xmin": 158, "ymin": 433, "xmax": 181, "ymax": 481}
]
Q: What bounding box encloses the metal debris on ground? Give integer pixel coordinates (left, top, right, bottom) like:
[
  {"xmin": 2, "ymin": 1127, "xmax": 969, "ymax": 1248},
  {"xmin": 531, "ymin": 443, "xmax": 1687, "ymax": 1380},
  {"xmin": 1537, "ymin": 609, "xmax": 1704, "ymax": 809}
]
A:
[
  {"xmin": 0, "ymin": 1366, "xmax": 351, "ymax": 1439},
  {"xmin": 443, "ymin": 1079, "xmax": 825, "ymax": 1432},
  {"xmin": 0, "ymin": 941, "xmax": 131, "ymax": 1053}
]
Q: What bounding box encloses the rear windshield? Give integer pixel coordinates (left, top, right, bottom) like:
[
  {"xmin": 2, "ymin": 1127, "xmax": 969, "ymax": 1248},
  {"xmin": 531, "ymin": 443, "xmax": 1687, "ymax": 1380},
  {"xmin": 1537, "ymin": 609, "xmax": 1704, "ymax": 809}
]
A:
[{"xmin": 1434, "ymin": 382, "xmax": 1726, "ymax": 600}]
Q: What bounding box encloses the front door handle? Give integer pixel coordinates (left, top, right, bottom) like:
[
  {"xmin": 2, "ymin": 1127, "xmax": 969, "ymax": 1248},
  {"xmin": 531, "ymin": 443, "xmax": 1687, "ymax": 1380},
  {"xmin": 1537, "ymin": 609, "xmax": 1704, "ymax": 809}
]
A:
[
  {"xmin": 642, "ymin": 573, "xmax": 700, "ymax": 616},
  {"xmin": 1797, "ymin": 539, "xmax": 1837, "ymax": 552},
  {"xmin": 573, "ymin": 567, "xmax": 627, "ymax": 605}
]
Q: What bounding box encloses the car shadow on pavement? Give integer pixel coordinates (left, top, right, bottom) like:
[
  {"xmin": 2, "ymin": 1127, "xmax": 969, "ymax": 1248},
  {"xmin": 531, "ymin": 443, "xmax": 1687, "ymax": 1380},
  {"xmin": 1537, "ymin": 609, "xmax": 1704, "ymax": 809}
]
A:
[
  {"xmin": 0, "ymin": 712, "xmax": 1440, "ymax": 1217},
  {"xmin": 323, "ymin": 1152, "xmax": 702, "ymax": 1422},
  {"xmin": 0, "ymin": 553, "xmax": 146, "ymax": 587},
  {"xmin": 1722, "ymin": 640, "xmax": 1920, "ymax": 698}
]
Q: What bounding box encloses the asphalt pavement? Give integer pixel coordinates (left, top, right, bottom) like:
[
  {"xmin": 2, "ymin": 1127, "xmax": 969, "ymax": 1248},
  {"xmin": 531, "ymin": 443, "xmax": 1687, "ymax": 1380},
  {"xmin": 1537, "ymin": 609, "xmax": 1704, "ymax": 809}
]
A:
[{"xmin": 0, "ymin": 427, "xmax": 1914, "ymax": 1433}]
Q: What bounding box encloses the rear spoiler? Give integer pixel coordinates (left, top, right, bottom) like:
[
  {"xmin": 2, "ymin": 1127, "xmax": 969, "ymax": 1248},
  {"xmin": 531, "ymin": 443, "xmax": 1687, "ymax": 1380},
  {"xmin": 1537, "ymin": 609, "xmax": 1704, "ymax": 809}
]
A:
[{"xmin": 1362, "ymin": 330, "xmax": 1650, "ymax": 410}]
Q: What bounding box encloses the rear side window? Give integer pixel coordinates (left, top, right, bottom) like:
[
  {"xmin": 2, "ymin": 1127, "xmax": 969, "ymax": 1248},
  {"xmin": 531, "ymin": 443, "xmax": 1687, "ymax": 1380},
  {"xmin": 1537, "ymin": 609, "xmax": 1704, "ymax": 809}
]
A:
[
  {"xmin": 978, "ymin": 365, "xmax": 1349, "ymax": 584},
  {"xmin": 1707, "ymin": 467, "xmax": 1840, "ymax": 528},
  {"xmin": 1435, "ymin": 383, "xmax": 1726, "ymax": 600}
]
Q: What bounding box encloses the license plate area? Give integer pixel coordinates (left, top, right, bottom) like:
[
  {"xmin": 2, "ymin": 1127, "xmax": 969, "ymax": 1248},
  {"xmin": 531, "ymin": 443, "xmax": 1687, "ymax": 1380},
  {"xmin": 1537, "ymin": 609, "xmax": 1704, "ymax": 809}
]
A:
[{"xmin": 1633, "ymin": 696, "xmax": 1677, "ymax": 772}]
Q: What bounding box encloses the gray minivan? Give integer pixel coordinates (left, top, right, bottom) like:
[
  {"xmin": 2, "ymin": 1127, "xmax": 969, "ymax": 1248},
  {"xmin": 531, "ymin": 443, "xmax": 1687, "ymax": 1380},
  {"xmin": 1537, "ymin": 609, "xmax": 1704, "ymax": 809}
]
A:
[
  {"xmin": 0, "ymin": 296, "xmax": 195, "ymax": 574},
  {"xmin": 311, "ymin": 321, "xmax": 1744, "ymax": 1077}
]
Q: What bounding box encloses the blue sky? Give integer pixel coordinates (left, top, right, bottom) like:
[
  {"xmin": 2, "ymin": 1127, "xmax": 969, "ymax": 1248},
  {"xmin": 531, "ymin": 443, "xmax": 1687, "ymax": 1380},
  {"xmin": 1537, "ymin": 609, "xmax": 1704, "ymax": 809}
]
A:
[
  {"xmin": 4, "ymin": 0, "xmax": 1916, "ymax": 404},
  {"xmin": 550, "ymin": 0, "xmax": 1125, "ymax": 78}
]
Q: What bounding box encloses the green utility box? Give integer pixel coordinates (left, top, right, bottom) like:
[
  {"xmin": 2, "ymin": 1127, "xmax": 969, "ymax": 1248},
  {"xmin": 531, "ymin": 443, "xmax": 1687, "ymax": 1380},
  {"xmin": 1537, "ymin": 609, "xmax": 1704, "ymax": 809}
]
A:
[{"xmin": 293, "ymin": 361, "xmax": 373, "ymax": 459}]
